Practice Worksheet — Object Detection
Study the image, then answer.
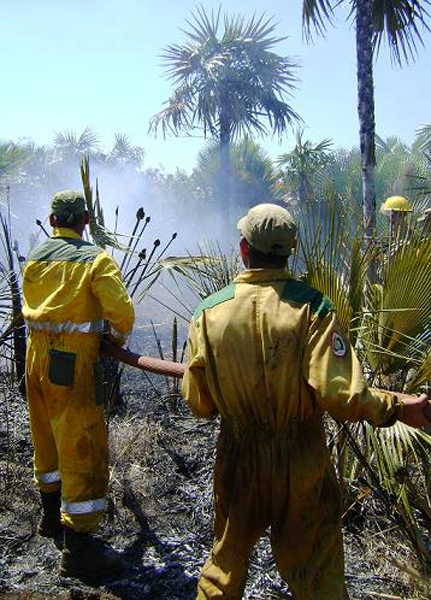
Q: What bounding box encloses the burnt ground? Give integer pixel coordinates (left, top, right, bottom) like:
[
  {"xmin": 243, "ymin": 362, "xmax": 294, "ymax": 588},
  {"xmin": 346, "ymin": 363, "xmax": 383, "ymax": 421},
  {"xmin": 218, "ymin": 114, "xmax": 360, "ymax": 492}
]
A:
[{"xmin": 0, "ymin": 362, "xmax": 430, "ymax": 600}]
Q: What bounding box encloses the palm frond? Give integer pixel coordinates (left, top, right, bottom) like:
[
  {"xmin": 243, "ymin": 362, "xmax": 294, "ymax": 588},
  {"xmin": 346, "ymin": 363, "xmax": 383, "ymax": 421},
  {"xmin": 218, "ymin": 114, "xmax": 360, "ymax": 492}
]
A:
[
  {"xmin": 416, "ymin": 123, "xmax": 431, "ymax": 151},
  {"xmin": 298, "ymin": 192, "xmax": 366, "ymax": 340},
  {"xmin": 371, "ymin": 0, "xmax": 431, "ymax": 65},
  {"xmin": 406, "ymin": 351, "xmax": 431, "ymax": 394},
  {"xmin": 159, "ymin": 241, "xmax": 241, "ymax": 301},
  {"xmin": 54, "ymin": 127, "xmax": 100, "ymax": 157},
  {"xmin": 362, "ymin": 233, "xmax": 431, "ymax": 378},
  {"xmin": 302, "ymin": 0, "xmax": 335, "ymax": 39},
  {"xmin": 364, "ymin": 421, "xmax": 431, "ymax": 523}
]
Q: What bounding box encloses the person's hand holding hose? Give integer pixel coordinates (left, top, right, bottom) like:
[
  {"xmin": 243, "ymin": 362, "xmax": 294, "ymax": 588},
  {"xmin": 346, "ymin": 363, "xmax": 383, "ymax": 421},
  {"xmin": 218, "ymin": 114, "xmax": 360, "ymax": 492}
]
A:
[{"xmin": 398, "ymin": 393, "xmax": 431, "ymax": 428}]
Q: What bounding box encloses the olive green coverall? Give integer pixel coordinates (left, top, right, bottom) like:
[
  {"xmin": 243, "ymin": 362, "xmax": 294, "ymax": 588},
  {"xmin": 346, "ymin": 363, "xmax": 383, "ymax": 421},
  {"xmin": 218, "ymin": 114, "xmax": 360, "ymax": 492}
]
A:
[
  {"xmin": 182, "ymin": 269, "xmax": 402, "ymax": 600},
  {"xmin": 22, "ymin": 227, "xmax": 134, "ymax": 532}
]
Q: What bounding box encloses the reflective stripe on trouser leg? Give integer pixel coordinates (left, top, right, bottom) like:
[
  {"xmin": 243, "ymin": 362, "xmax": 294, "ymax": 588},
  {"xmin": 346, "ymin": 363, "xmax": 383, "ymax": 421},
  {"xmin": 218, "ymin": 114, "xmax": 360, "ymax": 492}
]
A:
[
  {"xmin": 35, "ymin": 469, "xmax": 61, "ymax": 491},
  {"xmin": 61, "ymin": 498, "xmax": 107, "ymax": 532},
  {"xmin": 61, "ymin": 497, "xmax": 107, "ymax": 514}
]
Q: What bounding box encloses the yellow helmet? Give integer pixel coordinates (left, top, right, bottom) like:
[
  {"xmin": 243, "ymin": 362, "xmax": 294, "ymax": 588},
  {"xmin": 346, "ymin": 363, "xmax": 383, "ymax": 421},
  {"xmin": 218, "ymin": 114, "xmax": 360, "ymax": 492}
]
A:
[{"xmin": 380, "ymin": 195, "xmax": 412, "ymax": 214}]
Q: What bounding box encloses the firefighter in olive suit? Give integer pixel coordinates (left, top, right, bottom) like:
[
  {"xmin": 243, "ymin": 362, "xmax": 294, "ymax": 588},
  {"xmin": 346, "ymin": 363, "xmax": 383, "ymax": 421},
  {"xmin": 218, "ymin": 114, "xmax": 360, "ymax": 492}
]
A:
[
  {"xmin": 182, "ymin": 203, "xmax": 431, "ymax": 600},
  {"xmin": 22, "ymin": 190, "xmax": 134, "ymax": 582}
]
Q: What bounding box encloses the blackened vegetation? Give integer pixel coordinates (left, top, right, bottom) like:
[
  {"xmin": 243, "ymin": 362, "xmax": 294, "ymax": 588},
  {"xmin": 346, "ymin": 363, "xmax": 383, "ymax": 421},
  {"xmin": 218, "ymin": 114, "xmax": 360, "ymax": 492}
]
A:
[{"xmin": 0, "ymin": 366, "xmax": 429, "ymax": 599}]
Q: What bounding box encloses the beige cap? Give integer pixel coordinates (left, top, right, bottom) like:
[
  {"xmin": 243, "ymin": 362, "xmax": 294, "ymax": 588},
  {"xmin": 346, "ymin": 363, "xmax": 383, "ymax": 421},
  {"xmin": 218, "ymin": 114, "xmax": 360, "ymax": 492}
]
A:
[{"xmin": 237, "ymin": 203, "xmax": 297, "ymax": 256}]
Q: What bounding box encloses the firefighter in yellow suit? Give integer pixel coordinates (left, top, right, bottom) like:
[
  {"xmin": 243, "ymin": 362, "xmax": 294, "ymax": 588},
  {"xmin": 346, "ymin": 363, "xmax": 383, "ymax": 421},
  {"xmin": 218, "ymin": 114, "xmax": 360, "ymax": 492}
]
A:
[
  {"xmin": 182, "ymin": 204, "xmax": 431, "ymax": 600},
  {"xmin": 22, "ymin": 190, "xmax": 134, "ymax": 582}
]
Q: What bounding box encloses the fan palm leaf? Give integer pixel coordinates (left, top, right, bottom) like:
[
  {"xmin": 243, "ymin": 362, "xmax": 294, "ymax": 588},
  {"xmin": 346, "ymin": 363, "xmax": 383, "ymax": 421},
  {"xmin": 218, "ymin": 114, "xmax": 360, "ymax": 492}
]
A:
[
  {"xmin": 303, "ymin": 1, "xmax": 431, "ymax": 64},
  {"xmin": 406, "ymin": 351, "xmax": 431, "ymax": 394},
  {"xmin": 297, "ymin": 193, "xmax": 366, "ymax": 342},
  {"xmin": 362, "ymin": 232, "xmax": 431, "ymax": 378},
  {"xmin": 363, "ymin": 421, "xmax": 431, "ymax": 543}
]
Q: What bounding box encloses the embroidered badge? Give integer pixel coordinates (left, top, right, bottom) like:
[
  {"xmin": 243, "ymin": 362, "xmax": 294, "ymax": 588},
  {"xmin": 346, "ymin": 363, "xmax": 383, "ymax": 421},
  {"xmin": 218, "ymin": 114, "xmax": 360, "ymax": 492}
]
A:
[{"xmin": 331, "ymin": 331, "xmax": 347, "ymax": 358}]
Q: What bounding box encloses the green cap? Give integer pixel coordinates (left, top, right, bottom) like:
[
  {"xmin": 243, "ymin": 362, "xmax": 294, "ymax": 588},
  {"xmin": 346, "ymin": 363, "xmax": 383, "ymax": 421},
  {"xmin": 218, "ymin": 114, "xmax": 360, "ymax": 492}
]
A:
[
  {"xmin": 237, "ymin": 203, "xmax": 297, "ymax": 256},
  {"xmin": 51, "ymin": 190, "xmax": 86, "ymax": 216}
]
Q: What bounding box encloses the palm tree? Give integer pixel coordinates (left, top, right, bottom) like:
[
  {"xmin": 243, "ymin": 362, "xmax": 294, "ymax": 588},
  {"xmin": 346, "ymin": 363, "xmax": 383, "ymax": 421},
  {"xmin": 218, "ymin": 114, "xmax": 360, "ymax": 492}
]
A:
[
  {"xmin": 302, "ymin": 0, "xmax": 430, "ymax": 279},
  {"xmin": 195, "ymin": 138, "xmax": 279, "ymax": 220},
  {"xmin": 0, "ymin": 141, "xmax": 32, "ymax": 184},
  {"xmin": 229, "ymin": 138, "xmax": 280, "ymax": 214},
  {"xmin": 375, "ymin": 135, "xmax": 412, "ymax": 203},
  {"xmin": 276, "ymin": 129, "xmax": 333, "ymax": 205},
  {"xmin": 322, "ymin": 146, "xmax": 362, "ymax": 201},
  {"xmin": 53, "ymin": 127, "xmax": 100, "ymax": 161},
  {"xmin": 150, "ymin": 5, "xmax": 300, "ymax": 230},
  {"xmin": 109, "ymin": 133, "xmax": 146, "ymax": 168}
]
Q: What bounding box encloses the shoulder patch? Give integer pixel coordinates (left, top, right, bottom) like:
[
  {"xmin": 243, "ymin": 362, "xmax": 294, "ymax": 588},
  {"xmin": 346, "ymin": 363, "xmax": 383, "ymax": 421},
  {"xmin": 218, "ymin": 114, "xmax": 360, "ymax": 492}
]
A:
[
  {"xmin": 193, "ymin": 283, "xmax": 236, "ymax": 321},
  {"xmin": 331, "ymin": 331, "xmax": 348, "ymax": 358},
  {"xmin": 282, "ymin": 279, "xmax": 334, "ymax": 319}
]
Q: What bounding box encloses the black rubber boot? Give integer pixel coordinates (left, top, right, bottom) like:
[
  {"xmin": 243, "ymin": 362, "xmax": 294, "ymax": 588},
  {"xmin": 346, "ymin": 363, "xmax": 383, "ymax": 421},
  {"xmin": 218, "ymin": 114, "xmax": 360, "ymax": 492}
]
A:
[
  {"xmin": 37, "ymin": 490, "xmax": 62, "ymax": 540},
  {"xmin": 59, "ymin": 526, "xmax": 124, "ymax": 582}
]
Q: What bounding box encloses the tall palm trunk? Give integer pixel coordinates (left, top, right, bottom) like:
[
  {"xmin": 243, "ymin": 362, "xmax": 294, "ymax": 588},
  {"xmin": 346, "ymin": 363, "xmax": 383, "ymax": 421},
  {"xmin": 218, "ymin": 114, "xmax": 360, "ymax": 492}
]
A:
[{"xmin": 356, "ymin": 0, "xmax": 377, "ymax": 281}]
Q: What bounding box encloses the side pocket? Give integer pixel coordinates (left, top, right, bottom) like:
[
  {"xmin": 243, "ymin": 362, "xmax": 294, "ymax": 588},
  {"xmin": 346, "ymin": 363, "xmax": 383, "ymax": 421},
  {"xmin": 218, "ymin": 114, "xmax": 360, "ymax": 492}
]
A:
[
  {"xmin": 93, "ymin": 361, "xmax": 104, "ymax": 406},
  {"xmin": 48, "ymin": 349, "xmax": 77, "ymax": 386}
]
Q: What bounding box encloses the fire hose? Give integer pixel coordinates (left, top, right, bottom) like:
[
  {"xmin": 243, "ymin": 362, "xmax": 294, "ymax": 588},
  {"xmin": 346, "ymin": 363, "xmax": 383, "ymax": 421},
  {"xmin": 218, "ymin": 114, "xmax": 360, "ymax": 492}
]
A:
[
  {"xmin": 101, "ymin": 340, "xmax": 185, "ymax": 379},
  {"xmin": 100, "ymin": 342, "xmax": 431, "ymax": 422}
]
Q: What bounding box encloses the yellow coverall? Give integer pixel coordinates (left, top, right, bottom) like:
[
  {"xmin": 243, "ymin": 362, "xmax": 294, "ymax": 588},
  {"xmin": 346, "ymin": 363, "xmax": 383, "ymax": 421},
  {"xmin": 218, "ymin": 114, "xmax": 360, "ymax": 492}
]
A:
[
  {"xmin": 182, "ymin": 269, "xmax": 403, "ymax": 600},
  {"xmin": 22, "ymin": 227, "xmax": 134, "ymax": 532}
]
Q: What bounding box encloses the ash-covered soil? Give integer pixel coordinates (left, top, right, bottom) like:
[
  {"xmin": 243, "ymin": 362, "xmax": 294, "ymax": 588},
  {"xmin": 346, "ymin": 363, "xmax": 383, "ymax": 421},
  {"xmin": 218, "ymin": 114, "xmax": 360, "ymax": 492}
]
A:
[{"xmin": 0, "ymin": 361, "xmax": 429, "ymax": 600}]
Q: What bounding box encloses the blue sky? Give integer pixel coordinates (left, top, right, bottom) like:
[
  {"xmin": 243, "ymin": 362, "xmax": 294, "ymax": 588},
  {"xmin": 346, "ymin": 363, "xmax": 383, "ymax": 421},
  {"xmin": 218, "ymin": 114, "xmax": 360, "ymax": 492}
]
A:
[{"xmin": 2, "ymin": 0, "xmax": 430, "ymax": 173}]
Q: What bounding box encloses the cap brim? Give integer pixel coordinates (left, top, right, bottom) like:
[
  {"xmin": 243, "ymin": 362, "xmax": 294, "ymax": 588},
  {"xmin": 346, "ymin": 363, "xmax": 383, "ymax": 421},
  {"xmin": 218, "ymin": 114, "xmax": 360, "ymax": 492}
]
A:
[{"xmin": 237, "ymin": 216, "xmax": 246, "ymax": 231}]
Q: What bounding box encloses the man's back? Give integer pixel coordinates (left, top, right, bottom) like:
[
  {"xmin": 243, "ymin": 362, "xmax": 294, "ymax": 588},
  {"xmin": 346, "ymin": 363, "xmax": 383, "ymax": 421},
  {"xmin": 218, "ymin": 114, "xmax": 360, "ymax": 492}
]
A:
[
  {"xmin": 184, "ymin": 268, "xmax": 331, "ymax": 428},
  {"xmin": 23, "ymin": 232, "xmax": 103, "ymax": 325},
  {"xmin": 23, "ymin": 228, "xmax": 134, "ymax": 343}
]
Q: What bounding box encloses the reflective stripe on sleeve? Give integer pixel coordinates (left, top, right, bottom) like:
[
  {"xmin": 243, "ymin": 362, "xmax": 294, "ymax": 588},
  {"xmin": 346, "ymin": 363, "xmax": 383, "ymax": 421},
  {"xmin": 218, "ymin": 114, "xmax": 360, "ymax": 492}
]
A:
[
  {"xmin": 61, "ymin": 497, "xmax": 107, "ymax": 515},
  {"xmin": 35, "ymin": 470, "xmax": 61, "ymax": 484},
  {"xmin": 26, "ymin": 319, "xmax": 105, "ymax": 334},
  {"xmin": 109, "ymin": 326, "xmax": 131, "ymax": 343}
]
